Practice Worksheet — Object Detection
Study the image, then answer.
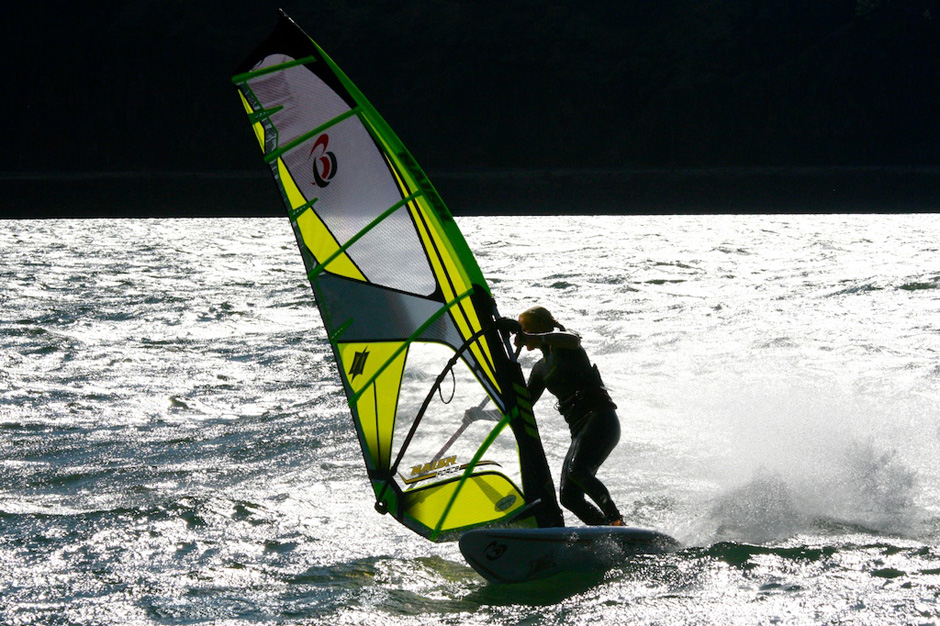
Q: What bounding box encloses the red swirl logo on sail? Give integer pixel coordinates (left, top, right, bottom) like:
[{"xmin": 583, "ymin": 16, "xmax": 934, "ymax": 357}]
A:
[{"xmin": 308, "ymin": 134, "xmax": 337, "ymax": 188}]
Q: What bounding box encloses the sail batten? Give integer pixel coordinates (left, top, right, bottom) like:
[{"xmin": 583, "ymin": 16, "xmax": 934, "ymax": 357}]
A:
[
  {"xmin": 434, "ymin": 417, "xmax": 512, "ymax": 538},
  {"xmin": 264, "ymin": 108, "xmax": 361, "ymax": 164},
  {"xmin": 308, "ymin": 193, "xmax": 420, "ymax": 279},
  {"xmin": 346, "ymin": 287, "xmax": 477, "ymax": 406},
  {"xmin": 231, "ymin": 54, "xmax": 319, "ymax": 84},
  {"xmin": 288, "ymin": 198, "xmax": 318, "ymax": 221},
  {"xmin": 234, "ymin": 11, "xmax": 564, "ymax": 540}
]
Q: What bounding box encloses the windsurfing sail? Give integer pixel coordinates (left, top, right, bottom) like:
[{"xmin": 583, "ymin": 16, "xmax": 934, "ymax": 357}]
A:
[{"xmin": 232, "ymin": 11, "xmax": 563, "ymax": 541}]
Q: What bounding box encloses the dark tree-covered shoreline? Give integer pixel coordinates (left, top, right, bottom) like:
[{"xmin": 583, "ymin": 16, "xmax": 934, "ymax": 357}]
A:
[{"xmin": 3, "ymin": 1, "xmax": 938, "ymax": 216}]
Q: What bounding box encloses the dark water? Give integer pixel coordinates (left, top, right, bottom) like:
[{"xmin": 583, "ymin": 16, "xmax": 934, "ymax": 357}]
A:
[{"xmin": 1, "ymin": 216, "xmax": 938, "ymax": 624}]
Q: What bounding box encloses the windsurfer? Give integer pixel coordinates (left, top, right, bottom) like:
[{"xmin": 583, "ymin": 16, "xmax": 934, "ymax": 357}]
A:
[{"xmin": 511, "ymin": 306, "xmax": 625, "ymax": 527}]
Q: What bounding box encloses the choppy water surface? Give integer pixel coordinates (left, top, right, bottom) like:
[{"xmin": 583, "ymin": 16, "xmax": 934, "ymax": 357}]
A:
[{"xmin": 1, "ymin": 215, "xmax": 938, "ymax": 624}]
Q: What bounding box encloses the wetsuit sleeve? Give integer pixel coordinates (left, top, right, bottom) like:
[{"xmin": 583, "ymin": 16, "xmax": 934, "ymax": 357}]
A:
[{"xmin": 527, "ymin": 360, "xmax": 547, "ymax": 404}]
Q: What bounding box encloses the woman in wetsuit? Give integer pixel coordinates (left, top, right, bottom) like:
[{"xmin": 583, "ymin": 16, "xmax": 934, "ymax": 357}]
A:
[{"xmin": 514, "ymin": 306, "xmax": 624, "ymax": 526}]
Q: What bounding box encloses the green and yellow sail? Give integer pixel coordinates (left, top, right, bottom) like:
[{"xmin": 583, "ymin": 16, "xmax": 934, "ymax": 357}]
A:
[{"xmin": 233, "ymin": 11, "xmax": 562, "ymax": 540}]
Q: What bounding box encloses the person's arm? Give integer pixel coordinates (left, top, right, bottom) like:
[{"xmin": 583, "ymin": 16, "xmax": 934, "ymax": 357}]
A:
[
  {"xmin": 517, "ymin": 330, "xmax": 581, "ymax": 351},
  {"xmin": 527, "ymin": 359, "xmax": 548, "ymax": 403}
]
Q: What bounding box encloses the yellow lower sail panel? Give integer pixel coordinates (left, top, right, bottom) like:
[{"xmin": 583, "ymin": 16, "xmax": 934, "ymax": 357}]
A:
[
  {"xmin": 339, "ymin": 342, "xmax": 408, "ymax": 469},
  {"xmin": 402, "ymin": 473, "xmax": 524, "ymax": 532}
]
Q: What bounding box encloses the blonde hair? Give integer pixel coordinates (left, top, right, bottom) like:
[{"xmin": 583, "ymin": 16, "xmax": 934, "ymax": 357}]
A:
[{"xmin": 519, "ymin": 306, "xmax": 565, "ymax": 333}]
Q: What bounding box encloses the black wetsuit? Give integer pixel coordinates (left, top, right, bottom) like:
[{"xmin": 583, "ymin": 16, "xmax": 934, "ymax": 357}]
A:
[{"xmin": 527, "ymin": 340, "xmax": 622, "ymax": 525}]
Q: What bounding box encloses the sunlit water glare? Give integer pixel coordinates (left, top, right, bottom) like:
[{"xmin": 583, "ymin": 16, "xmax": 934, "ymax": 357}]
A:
[{"xmin": 1, "ymin": 215, "xmax": 938, "ymax": 624}]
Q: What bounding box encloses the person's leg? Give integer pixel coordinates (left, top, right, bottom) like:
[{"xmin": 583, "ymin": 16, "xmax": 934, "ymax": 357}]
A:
[
  {"xmin": 559, "ymin": 410, "xmax": 622, "ymax": 524},
  {"xmin": 560, "ymin": 437, "xmax": 607, "ymax": 525}
]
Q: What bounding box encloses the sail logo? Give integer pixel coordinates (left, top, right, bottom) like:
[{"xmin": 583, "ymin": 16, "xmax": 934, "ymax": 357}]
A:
[
  {"xmin": 495, "ymin": 494, "xmax": 517, "ymax": 512},
  {"xmin": 484, "ymin": 541, "xmax": 507, "ymax": 561},
  {"xmin": 308, "ymin": 134, "xmax": 338, "ymax": 188},
  {"xmin": 410, "ymin": 455, "xmax": 457, "ymax": 478},
  {"xmin": 348, "ymin": 348, "xmax": 369, "ymax": 380}
]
